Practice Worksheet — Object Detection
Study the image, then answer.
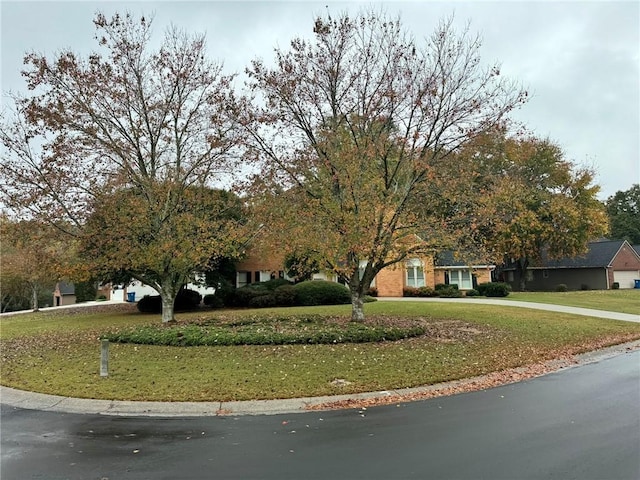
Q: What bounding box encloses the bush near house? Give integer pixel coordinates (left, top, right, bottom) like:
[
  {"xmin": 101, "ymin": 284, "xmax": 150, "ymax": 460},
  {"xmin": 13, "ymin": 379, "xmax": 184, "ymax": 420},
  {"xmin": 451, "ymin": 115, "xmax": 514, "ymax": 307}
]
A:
[
  {"xmin": 230, "ymin": 280, "xmax": 351, "ymax": 308},
  {"xmin": 477, "ymin": 282, "xmax": 512, "ymax": 297},
  {"xmin": 403, "ymin": 286, "xmax": 438, "ymax": 297},
  {"xmin": 137, "ymin": 289, "xmax": 202, "ymax": 314},
  {"xmin": 292, "ymin": 280, "xmax": 351, "ymax": 306},
  {"xmin": 230, "ymin": 279, "xmax": 295, "ymax": 308},
  {"xmin": 438, "ymin": 287, "xmax": 463, "ymax": 298}
]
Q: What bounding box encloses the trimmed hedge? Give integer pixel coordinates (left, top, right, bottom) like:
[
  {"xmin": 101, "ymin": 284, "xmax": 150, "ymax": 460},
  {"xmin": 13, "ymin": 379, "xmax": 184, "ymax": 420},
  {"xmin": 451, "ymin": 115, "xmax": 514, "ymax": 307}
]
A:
[
  {"xmin": 103, "ymin": 316, "xmax": 427, "ymax": 346},
  {"xmin": 293, "ymin": 280, "xmax": 351, "ymax": 306},
  {"xmin": 477, "ymin": 282, "xmax": 512, "ymax": 297}
]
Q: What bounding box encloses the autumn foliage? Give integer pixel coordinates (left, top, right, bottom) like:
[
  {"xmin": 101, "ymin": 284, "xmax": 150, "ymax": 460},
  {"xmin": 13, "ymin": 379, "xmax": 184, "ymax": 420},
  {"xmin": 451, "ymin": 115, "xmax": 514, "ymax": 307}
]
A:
[{"xmin": 240, "ymin": 11, "xmax": 527, "ymax": 320}]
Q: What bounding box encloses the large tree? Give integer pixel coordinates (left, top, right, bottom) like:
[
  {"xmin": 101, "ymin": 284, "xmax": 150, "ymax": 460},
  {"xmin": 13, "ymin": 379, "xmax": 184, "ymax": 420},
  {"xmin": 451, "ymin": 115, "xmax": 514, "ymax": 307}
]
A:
[
  {"xmin": 606, "ymin": 184, "xmax": 640, "ymax": 244},
  {"xmin": 0, "ymin": 13, "xmax": 243, "ymax": 322},
  {"xmin": 240, "ymin": 11, "xmax": 526, "ymax": 321},
  {"xmin": 452, "ymin": 130, "xmax": 609, "ymax": 290},
  {"xmin": 80, "ymin": 185, "xmax": 246, "ymax": 320}
]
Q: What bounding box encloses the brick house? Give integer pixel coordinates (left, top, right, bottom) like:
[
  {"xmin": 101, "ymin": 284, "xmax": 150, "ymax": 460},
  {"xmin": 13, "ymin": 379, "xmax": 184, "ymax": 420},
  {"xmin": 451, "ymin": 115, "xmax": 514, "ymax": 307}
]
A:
[
  {"xmin": 234, "ymin": 250, "xmax": 494, "ymax": 296},
  {"xmin": 500, "ymin": 239, "xmax": 640, "ymax": 291}
]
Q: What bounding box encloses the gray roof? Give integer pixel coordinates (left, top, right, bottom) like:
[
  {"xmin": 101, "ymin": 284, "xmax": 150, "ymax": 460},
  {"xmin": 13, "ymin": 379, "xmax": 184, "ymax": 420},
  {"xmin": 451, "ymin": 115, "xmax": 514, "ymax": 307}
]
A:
[
  {"xmin": 435, "ymin": 250, "xmax": 492, "ymax": 267},
  {"xmin": 634, "ymin": 245, "xmax": 640, "ymax": 256},
  {"xmin": 58, "ymin": 281, "xmax": 75, "ymax": 295},
  {"xmin": 536, "ymin": 240, "xmax": 627, "ymax": 269}
]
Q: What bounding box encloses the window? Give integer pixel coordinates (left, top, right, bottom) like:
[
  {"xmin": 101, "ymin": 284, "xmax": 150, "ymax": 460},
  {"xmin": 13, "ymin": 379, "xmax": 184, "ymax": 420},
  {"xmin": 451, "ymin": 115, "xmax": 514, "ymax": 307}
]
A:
[
  {"xmin": 237, "ymin": 271, "xmax": 250, "ymax": 288},
  {"xmin": 507, "ymin": 271, "xmax": 514, "ymax": 282},
  {"xmin": 406, "ymin": 258, "xmax": 425, "ymax": 287},
  {"xmin": 449, "ymin": 269, "xmax": 473, "ymax": 290},
  {"xmin": 543, "ymin": 270, "xmax": 549, "ymax": 279},
  {"xmin": 526, "ymin": 270, "xmax": 534, "ymax": 282}
]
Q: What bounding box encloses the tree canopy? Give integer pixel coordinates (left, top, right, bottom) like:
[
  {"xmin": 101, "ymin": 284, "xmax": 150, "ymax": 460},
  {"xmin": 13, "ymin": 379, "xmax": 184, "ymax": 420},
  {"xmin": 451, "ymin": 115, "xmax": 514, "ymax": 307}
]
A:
[
  {"xmin": 451, "ymin": 130, "xmax": 609, "ymax": 290},
  {"xmin": 240, "ymin": 10, "xmax": 527, "ymax": 320},
  {"xmin": 0, "ymin": 12, "xmax": 245, "ymax": 322},
  {"xmin": 606, "ymin": 184, "xmax": 640, "ymax": 244}
]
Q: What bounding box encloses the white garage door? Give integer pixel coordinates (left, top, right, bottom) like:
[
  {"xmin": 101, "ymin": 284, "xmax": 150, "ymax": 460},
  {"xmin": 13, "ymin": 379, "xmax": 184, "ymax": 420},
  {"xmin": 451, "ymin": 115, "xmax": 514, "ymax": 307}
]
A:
[{"xmin": 613, "ymin": 271, "xmax": 640, "ymax": 289}]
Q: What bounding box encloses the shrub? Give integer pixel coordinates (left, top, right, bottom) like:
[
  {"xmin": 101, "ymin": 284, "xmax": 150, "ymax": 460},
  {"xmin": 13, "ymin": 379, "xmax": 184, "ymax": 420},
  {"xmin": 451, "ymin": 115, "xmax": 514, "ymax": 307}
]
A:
[
  {"xmin": 231, "ymin": 280, "xmax": 295, "ymax": 308},
  {"xmin": 137, "ymin": 295, "xmax": 162, "ymax": 313},
  {"xmin": 175, "ymin": 289, "xmax": 202, "ymax": 310},
  {"xmin": 416, "ymin": 286, "xmax": 437, "ymax": 297},
  {"xmin": 211, "ymin": 279, "xmax": 235, "ymax": 307},
  {"xmin": 367, "ymin": 286, "xmax": 378, "ymax": 297},
  {"xmin": 465, "ymin": 289, "xmax": 480, "ymax": 297},
  {"xmin": 203, "ymin": 294, "xmax": 224, "ymax": 309},
  {"xmin": 231, "ymin": 285, "xmax": 265, "ymax": 307},
  {"xmin": 260, "ymin": 278, "xmax": 293, "ymax": 290},
  {"xmin": 363, "ymin": 295, "xmax": 378, "ymax": 303},
  {"xmin": 436, "ymin": 286, "xmax": 462, "ymax": 298},
  {"xmin": 434, "ymin": 283, "xmax": 449, "ymax": 291},
  {"xmin": 403, "ymin": 287, "xmax": 419, "ymax": 297},
  {"xmin": 96, "ymin": 295, "xmax": 107, "ymax": 301},
  {"xmin": 248, "ymin": 293, "xmax": 277, "ymax": 308},
  {"xmin": 477, "ymin": 282, "xmax": 512, "ymax": 297},
  {"xmin": 555, "ymin": 284, "xmax": 568, "ymax": 292},
  {"xmin": 103, "ymin": 316, "xmax": 427, "ymax": 347},
  {"xmin": 612, "ymin": 282, "xmax": 620, "ymax": 290},
  {"xmin": 137, "ymin": 289, "xmax": 202, "ymax": 314},
  {"xmin": 293, "ymin": 280, "xmax": 351, "ymax": 306},
  {"xmin": 403, "ymin": 286, "xmax": 437, "ymax": 297},
  {"xmin": 274, "ymin": 284, "xmax": 297, "ymax": 306}
]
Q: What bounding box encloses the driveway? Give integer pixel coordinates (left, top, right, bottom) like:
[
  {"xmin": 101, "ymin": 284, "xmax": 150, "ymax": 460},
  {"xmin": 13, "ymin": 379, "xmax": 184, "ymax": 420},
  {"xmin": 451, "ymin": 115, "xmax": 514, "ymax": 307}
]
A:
[{"xmin": 379, "ymin": 297, "xmax": 640, "ymax": 323}]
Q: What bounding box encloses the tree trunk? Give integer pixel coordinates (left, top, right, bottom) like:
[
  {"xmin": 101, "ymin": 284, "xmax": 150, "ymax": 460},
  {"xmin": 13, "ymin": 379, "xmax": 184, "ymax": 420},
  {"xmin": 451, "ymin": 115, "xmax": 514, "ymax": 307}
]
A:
[
  {"xmin": 160, "ymin": 293, "xmax": 176, "ymax": 323},
  {"xmin": 159, "ymin": 279, "xmax": 179, "ymax": 323},
  {"xmin": 350, "ymin": 291, "xmax": 365, "ymax": 322},
  {"xmin": 517, "ymin": 258, "xmax": 529, "ymax": 292},
  {"xmin": 31, "ymin": 285, "xmax": 39, "ymax": 312}
]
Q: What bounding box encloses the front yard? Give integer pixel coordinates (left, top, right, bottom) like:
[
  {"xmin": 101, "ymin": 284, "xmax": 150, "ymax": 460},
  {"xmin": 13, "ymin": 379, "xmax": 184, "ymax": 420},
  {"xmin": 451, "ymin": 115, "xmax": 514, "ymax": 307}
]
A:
[{"xmin": 1, "ymin": 296, "xmax": 639, "ymax": 402}]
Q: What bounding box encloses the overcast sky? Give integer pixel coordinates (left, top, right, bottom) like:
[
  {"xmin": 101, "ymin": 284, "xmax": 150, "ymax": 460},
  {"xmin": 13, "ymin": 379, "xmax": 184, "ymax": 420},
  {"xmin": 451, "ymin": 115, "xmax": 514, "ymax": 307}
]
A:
[{"xmin": 1, "ymin": 1, "xmax": 638, "ymax": 199}]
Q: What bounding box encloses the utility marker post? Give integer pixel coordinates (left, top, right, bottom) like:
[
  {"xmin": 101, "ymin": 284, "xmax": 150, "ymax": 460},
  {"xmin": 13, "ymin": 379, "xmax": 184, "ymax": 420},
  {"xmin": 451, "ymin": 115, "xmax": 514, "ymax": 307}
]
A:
[{"xmin": 100, "ymin": 339, "xmax": 109, "ymax": 377}]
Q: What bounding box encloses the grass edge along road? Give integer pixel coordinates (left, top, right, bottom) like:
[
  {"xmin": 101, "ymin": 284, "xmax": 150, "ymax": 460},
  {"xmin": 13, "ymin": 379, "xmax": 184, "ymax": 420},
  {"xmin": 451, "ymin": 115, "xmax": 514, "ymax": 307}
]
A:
[{"xmin": 1, "ymin": 298, "xmax": 640, "ymax": 402}]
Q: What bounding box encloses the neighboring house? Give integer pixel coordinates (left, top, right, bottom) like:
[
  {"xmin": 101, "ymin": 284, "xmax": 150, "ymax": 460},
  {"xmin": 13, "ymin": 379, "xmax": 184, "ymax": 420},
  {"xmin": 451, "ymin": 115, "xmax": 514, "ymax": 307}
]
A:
[
  {"xmin": 234, "ymin": 250, "xmax": 494, "ymax": 297},
  {"xmin": 53, "ymin": 281, "xmax": 76, "ymax": 306},
  {"xmin": 500, "ymin": 240, "xmax": 640, "ymax": 291}
]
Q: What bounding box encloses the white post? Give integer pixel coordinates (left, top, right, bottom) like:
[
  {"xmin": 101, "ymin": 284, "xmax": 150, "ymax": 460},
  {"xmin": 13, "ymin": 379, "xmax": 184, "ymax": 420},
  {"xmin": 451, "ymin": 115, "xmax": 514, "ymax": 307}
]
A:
[{"xmin": 100, "ymin": 339, "xmax": 109, "ymax": 377}]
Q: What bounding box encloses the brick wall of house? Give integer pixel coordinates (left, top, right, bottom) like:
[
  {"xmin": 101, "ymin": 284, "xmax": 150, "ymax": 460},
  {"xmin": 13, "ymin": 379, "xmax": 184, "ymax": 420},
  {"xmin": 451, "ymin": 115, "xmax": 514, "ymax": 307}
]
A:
[
  {"xmin": 235, "ymin": 253, "xmax": 285, "ymax": 274},
  {"xmin": 375, "ymin": 256, "xmax": 435, "ymax": 297},
  {"xmin": 607, "ymin": 243, "xmax": 640, "ymax": 287},
  {"xmin": 375, "ymin": 264, "xmax": 405, "ymax": 297},
  {"xmin": 475, "ymin": 268, "xmax": 492, "ymax": 285}
]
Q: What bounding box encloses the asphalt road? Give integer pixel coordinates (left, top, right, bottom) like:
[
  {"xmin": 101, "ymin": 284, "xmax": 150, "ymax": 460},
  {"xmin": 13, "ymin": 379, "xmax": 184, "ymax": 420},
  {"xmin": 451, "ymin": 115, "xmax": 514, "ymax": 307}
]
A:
[{"xmin": 2, "ymin": 350, "xmax": 639, "ymax": 480}]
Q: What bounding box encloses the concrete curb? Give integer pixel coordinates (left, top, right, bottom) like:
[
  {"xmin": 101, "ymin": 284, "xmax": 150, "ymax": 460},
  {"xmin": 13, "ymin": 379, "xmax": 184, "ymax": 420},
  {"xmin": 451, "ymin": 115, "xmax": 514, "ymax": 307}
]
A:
[{"xmin": 2, "ymin": 340, "xmax": 639, "ymax": 417}]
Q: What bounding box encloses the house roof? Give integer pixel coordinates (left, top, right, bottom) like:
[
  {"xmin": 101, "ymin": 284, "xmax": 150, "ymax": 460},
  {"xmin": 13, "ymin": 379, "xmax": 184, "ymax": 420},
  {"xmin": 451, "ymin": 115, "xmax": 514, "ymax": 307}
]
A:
[
  {"xmin": 534, "ymin": 240, "xmax": 628, "ymax": 269},
  {"xmin": 434, "ymin": 250, "xmax": 494, "ymax": 268},
  {"xmin": 634, "ymin": 245, "xmax": 640, "ymax": 256},
  {"xmin": 58, "ymin": 281, "xmax": 75, "ymax": 295}
]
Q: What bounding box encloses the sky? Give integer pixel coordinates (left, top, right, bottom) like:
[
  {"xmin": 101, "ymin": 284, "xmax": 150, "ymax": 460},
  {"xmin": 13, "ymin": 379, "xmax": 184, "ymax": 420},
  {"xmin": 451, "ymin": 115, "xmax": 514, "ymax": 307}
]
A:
[{"xmin": 1, "ymin": 0, "xmax": 638, "ymax": 200}]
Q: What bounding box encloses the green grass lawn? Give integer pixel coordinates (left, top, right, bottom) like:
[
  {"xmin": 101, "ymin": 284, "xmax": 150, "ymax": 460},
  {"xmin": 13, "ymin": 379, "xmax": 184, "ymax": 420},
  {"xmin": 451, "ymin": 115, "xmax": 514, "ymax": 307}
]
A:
[
  {"xmin": 507, "ymin": 289, "xmax": 640, "ymax": 314},
  {"xmin": 2, "ymin": 300, "xmax": 639, "ymax": 402}
]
